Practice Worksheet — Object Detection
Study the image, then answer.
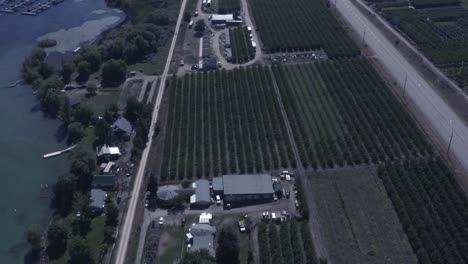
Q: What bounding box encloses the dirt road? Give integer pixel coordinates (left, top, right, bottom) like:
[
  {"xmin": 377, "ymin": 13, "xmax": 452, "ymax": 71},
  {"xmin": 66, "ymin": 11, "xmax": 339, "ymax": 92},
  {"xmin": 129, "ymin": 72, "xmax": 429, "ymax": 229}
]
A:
[
  {"xmin": 336, "ymin": 0, "xmax": 468, "ymax": 178},
  {"xmin": 113, "ymin": 0, "xmax": 188, "ymax": 262}
]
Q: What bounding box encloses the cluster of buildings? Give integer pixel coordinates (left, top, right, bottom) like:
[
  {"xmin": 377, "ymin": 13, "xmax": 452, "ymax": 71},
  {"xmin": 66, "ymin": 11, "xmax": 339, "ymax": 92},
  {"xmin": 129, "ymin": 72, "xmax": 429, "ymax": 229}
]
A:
[
  {"xmin": 156, "ymin": 174, "xmax": 284, "ymax": 209},
  {"xmin": 90, "ymin": 117, "xmax": 134, "ymax": 213}
]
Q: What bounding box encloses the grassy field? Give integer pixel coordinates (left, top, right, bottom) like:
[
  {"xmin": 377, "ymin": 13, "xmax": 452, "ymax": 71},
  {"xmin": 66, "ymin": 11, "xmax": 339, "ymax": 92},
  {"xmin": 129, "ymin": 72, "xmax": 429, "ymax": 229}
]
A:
[
  {"xmin": 158, "ymin": 226, "xmax": 184, "ymax": 264},
  {"xmin": 308, "ymin": 166, "xmax": 417, "ymax": 263}
]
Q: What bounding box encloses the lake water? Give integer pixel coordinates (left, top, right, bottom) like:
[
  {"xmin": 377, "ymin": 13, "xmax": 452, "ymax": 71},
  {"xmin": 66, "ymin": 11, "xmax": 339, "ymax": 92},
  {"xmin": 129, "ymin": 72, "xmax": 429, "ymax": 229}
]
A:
[{"xmin": 0, "ymin": 1, "xmax": 124, "ymax": 262}]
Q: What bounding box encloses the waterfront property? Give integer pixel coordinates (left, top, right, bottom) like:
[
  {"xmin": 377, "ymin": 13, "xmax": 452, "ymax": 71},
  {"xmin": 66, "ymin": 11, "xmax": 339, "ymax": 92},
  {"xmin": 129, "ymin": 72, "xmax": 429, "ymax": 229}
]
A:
[
  {"xmin": 112, "ymin": 117, "xmax": 133, "ymax": 140},
  {"xmin": 90, "ymin": 188, "xmax": 107, "ymax": 214},
  {"xmin": 96, "ymin": 144, "xmax": 121, "ymax": 162}
]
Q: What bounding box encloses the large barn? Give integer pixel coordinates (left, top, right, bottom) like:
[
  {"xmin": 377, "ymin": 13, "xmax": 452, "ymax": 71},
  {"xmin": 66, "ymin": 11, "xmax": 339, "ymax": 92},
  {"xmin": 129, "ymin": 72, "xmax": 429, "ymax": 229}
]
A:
[{"xmin": 222, "ymin": 174, "xmax": 274, "ymax": 205}]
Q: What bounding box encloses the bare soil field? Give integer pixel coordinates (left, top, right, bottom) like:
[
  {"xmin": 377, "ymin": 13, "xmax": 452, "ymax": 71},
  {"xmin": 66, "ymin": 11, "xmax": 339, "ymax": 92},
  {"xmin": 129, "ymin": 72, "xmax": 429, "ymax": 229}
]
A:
[{"xmin": 308, "ymin": 166, "xmax": 417, "ymax": 264}]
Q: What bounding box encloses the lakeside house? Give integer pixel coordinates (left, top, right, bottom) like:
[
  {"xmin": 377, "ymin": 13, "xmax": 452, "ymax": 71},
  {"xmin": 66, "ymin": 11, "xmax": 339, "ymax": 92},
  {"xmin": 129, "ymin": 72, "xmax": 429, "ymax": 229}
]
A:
[
  {"xmin": 90, "ymin": 189, "xmax": 107, "ymax": 215},
  {"xmin": 112, "ymin": 117, "xmax": 133, "ymax": 140},
  {"xmin": 96, "ymin": 145, "xmax": 121, "ymax": 162}
]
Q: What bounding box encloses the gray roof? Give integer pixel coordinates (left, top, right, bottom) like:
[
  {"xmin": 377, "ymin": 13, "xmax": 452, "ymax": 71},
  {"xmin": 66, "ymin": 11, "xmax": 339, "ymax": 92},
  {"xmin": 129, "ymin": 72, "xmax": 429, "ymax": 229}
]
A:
[
  {"xmin": 157, "ymin": 185, "xmax": 179, "ymax": 201},
  {"xmin": 191, "ymin": 223, "xmax": 217, "ymax": 236},
  {"xmin": 226, "ymin": 48, "xmax": 232, "ymax": 58},
  {"xmin": 212, "ymin": 177, "xmax": 223, "ymax": 191},
  {"xmin": 223, "ymin": 174, "xmax": 273, "ymax": 195},
  {"xmin": 112, "ymin": 117, "xmax": 132, "ymax": 134},
  {"xmin": 190, "ymin": 235, "xmax": 215, "ymax": 256},
  {"xmin": 195, "ymin": 180, "xmax": 211, "ymax": 203},
  {"xmin": 90, "ymin": 189, "xmax": 106, "ymax": 209}
]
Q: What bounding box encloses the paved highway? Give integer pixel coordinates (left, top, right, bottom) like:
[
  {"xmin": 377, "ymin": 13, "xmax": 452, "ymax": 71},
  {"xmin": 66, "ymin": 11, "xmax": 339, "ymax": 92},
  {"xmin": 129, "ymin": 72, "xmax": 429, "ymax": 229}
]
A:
[
  {"xmin": 336, "ymin": 0, "xmax": 468, "ymax": 177},
  {"xmin": 113, "ymin": 0, "xmax": 188, "ymax": 262}
]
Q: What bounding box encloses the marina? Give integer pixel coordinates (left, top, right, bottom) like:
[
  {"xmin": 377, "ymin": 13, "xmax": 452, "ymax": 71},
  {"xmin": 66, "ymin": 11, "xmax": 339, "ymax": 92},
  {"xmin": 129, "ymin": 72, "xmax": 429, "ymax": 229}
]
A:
[{"xmin": 0, "ymin": 0, "xmax": 63, "ymax": 15}]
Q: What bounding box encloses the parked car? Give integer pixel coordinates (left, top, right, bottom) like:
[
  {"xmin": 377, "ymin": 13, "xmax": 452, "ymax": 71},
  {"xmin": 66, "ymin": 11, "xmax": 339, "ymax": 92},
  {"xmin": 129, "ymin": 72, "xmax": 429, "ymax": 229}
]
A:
[
  {"xmin": 238, "ymin": 220, "xmax": 246, "ymax": 232},
  {"xmin": 159, "ymin": 217, "xmax": 164, "ymax": 225},
  {"xmin": 216, "ymin": 195, "xmax": 221, "ymax": 205},
  {"xmin": 180, "ymin": 60, "xmax": 184, "ymax": 66}
]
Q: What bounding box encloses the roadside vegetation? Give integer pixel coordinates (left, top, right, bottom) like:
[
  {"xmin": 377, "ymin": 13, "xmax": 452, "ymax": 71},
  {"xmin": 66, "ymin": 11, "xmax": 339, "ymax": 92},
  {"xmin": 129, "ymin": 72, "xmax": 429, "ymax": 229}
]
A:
[
  {"xmin": 229, "ymin": 26, "xmax": 254, "ymax": 64},
  {"xmin": 159, "ymin": 67, "xmax": 295, "ymax": 181},
  {"xmin": 249, "ymin": 0, "xmax": 359, "ymax": 57}
]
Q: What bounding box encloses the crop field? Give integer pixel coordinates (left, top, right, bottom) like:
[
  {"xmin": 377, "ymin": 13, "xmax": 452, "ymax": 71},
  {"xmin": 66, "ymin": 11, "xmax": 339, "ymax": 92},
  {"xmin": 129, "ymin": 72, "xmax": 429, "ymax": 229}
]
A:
[
  {"xmin": 309, "ymin": 166, "xmax": 417, "ymax": 263},
  {"xmin": 249, "ymin": 0, "xmax": 360, "ymax": 58},
  {"xmin": 216, "ymin": 0, "xmax": 240, "ymax": 14},
  {"xmin": 159, "ymin": 67, "xmax": 295, "ymax": 181},
  {"xmin": 381, "ymin": 6, "xmax": 468, "ymax": 90},
  {"xmin": 229, "ymin": 26, "xmax": 255, "ymax": 64},
  {"xmin": 378, "ymin": 159, "xmax": 468, "ymax": 263},
  {"xmin": 273, "ymin": 58, "xmax": 432, "ymax": 169},
  {"xmin": 257, "ymin": 221, "xmax": 317, "ymax": 264}
]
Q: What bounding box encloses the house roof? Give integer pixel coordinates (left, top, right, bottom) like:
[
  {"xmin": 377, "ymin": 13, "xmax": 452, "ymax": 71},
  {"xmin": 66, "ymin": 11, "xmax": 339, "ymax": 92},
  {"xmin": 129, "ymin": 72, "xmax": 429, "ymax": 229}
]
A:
[
  {"xmin": 199, "ymin": 213, "xmax": 212, "ymax": 224},
  {"xmin": 212, "ymin": 14, "xmax": 234, "ymax": 21},
  {"xmin": 190, "ymin": 235, "xmax": 215, "ymax": 256},
  {"xmin": 112, "ymin": 117, "xmax": 132, "ymax": 134},
  {"xmin": 195, "ymin": 180, "xmax": 211, "ymax": 203},
  {"xmin": 157, "ymin": 185, "xmax": 179, "ymax": 201},
  {"xmin": 212, "ymin": 177, "xmax": 223, "ymax": 191},
  {"xmin": 273, "ymin": 181, "xmax": 283, "ymax": 193},
  {"xmin": 223, "ymin": 174, "xmax": 273, "ymax": 195},
  {"xmin": 92, "ymin": 175, "xmax": 116, "ymax": 187},
  {"xmin": 191, "ymin": 223, "xmax": 217, "ymax": 236},
  {"xmin": 90, "ymin": 189, "xmax": 106, "ymax": 208},
  {"xmin": 96, "ymin": 145, "xmax": 121, "ymax": 157}
]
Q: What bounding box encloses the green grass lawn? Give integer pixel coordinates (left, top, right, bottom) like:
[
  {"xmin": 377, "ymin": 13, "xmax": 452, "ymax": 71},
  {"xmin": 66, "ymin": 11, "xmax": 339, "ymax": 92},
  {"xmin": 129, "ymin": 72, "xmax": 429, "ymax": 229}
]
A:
[
  {"xmin": 80, "ymin": 89, "xmax": 121, "ymax": 116},
  {"xmin": 128, "ymin": 42, "xmax": 171, "ymax": 75},
  {"xmin": 159, "ymin": 226, "xmax": 184, "ymax": 264}
]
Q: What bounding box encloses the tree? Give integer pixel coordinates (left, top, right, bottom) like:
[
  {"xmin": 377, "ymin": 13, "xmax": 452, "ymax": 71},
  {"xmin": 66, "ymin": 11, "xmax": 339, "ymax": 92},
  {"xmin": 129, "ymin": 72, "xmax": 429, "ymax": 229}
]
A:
[
  {"xmin": 73, "ymin": 105, "xmax": 93, "ymax": 126},
  {"xmin": 61, "ymin": 97, "xmax": 72, "ymax": 125},
  {"xmin": 94, "ymin": 119, "xmax": 112, "ymax": 145},
  {"xmin": 183, "ymin": 11, "xmax": 191, "ymax": 22},
  {"xmin": 216, "ymin": 227, "xmax": 239, "ymax": 264},
  {"xmin": 145, "ymin": 12, "xmax": 170, "ymax": 26},
  {"xmin": 38, "ymin": 76, "xmax": 64, "ymax": 100},
  {"xmin": 124, "ymin": 96, "xmax": 144, "ymax": 124},
  {"xmin": 101, "ymin": 59, "xmax": 127, "ymax": 86},
  {"xmin": 75, "ymin": 45, "xmax": 102, "ymax": 72},
  {"xmin": 67, "ymin": 122, "xmax": 84, "ymax": 144},
  {"xmin": 27, "ymin": 225, "xmax": 43, "ymax": 257},
  {"xmin": 105, "ymin": 202, "xmax": 119, "ymax": 226},
  {"xmin": 38, "ymin": 62, "xmax": 54, "ymax": 79},
  {"xmin": 194, "ymin": 19, "xmax": 205, "ymax": 37},
  {"xmin": 77, "ymin": 61, "xmax": 92, "ymax": 81},
  {"xmin": 181, "ymin": 249, "xmax": 216, "ymax": 264},
  {"xmin": 69, "ymin": 237, "xmax": 95, "ymax": 264},
  {"xmin": 103, "ymin": 226, "xmax": 116, "ymax": 244},
  {"xmin": 46, "ymin": 221, "xmax": 68, "ymax": 259},
  {"xmin": 61, "ymin": 60, "xmax": 75, "ymax": 84},
  {"xmin": 86, "ymin": 83, "xmax": 98, "ymax": 96},
  {"xmin": 54, "ymin": 174, "xmax": 77, "ymax": 216},
  {"xmin": 70, "ymin": 146, "xmax": 97, "ymax": 190},
  {"xmin": 42, "ymin": 90, "xmax": 62, "ymax": 117}
]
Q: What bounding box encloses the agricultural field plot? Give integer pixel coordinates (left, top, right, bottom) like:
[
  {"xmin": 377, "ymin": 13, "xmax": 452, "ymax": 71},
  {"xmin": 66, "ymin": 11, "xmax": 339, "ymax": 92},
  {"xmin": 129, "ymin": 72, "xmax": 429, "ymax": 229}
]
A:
[
  {"xmin": 378, "ymin": 159, "xmax": 468, "ymax": 263},
  {"xmin": 249, "ymin": 0, "xmax": 360, "ymax": 57},
  {"xmin": 215, "ymin": 0, "xmax": 240, "ymax": 14},
  {"xmin": 309, "ymin": 166, "xmax": 417, "ymax": 264},
  {"xmin": 229, "ymin": 26, "xmax": 255, "ymax": 64},
  {"xmin": 273, "ymin": 58, "xmax": 432, "ymax": 169},
  {"xmin": 257, "ymin": 221, "xmax": 317, "ymax": 264},
  {"xmin": 159, "ymin": 66, "xmax": 295, "ymax": 181},
  {"xmin": 380, "ymin": 5, "xmax": 468, "ymax": 90}
]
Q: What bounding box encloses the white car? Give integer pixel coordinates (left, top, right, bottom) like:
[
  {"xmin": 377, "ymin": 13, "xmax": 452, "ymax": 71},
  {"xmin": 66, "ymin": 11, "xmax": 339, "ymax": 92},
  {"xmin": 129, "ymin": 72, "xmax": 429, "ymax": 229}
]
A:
[
  {"xmin": 159, "ymin": 217, "xmax": 164, "ymax": 225},
  {"xmin": 216, "ymin": 195, "xmax": 221, "ymax": 205}
]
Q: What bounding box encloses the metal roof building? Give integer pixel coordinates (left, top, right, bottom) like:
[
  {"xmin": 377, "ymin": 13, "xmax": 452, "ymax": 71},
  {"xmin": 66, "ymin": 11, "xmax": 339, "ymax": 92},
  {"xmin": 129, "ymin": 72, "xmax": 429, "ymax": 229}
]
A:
[
  {"xmin": 90, "ymin": 189, "xmax": 107, "ymax": 214},
  {"xmin": 222, "ymin": 174, "xmax": 274, "ymax": 205},
  {"xmin": 157, "ymin": 185, "xmax": 179, "ymax": 202},
  {"xmin": 190, "ymin": 179, "xmax": 211, "ymax": 208},
  {"xmin": 187, "ymin": 223, "xmax": 216, "ymax": 256},
  {"xmin": 212, "ymin": 177, "xmax": 224, "ymax": 194}
]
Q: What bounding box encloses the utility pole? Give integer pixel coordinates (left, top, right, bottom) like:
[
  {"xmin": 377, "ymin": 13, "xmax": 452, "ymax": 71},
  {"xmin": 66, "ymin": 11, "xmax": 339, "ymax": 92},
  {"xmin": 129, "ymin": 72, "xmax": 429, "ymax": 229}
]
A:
[
  {"xmin": 447, "ymin": 120, "xmax": 454, "ymax": 157},
  {"xmin": 361, "ymin": 29, "xmax": 366, "ymax": 55},
  {"xmin": 403, "ymin": 75, "xmax": 407, "ymax": 101}
]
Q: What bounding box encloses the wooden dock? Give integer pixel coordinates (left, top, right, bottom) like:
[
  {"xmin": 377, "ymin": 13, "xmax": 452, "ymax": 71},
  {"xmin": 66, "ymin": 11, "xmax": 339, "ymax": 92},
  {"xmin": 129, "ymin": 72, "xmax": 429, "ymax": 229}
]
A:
[{"xmin": 43, "ymin": 145, "xmax": 76, "ymax": 159}]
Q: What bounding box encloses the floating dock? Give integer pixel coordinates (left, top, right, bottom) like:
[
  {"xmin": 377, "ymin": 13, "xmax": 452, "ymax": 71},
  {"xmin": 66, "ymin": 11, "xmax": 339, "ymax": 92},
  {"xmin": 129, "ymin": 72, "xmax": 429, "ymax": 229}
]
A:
[{"xmin": 43, "ymin": 145, "xmax": 76, "ymax": 159}]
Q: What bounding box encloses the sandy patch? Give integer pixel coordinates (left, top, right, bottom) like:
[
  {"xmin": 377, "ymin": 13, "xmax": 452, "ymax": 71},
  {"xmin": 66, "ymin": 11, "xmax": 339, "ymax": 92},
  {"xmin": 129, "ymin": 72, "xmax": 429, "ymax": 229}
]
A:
[{"xmin": 37, "ymin": 16, "xmax": 121, "ymax": 53}]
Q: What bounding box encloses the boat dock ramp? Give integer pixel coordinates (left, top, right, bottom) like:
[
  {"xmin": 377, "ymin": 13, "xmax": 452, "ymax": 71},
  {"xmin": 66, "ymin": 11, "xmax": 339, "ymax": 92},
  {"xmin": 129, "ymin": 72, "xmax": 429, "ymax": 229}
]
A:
[{"xmin": 43, "ymin": 145, "xmax": 76, "ymax": 159}]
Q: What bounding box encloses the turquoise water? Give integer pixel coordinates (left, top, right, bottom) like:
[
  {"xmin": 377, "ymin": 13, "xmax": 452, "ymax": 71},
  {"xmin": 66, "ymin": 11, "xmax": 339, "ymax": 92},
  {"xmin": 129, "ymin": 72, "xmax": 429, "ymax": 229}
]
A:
[{"xmin": 0, "ymin": 1, "xmax": 124, "ymax": 262}]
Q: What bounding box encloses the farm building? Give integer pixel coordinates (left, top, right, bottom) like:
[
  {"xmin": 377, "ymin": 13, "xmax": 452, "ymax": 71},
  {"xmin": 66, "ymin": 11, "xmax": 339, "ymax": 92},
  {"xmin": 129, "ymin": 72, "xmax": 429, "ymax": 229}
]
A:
[
  {"xmin": 199, "ymin": 212, "xmax": 213, "ymax": 224},
  {"xmin": 212, "ymin": 177, "xmax": 224, "ymax": 196},
  {"xmin": 211, "ymin": 14, "xmax": 234, "ymax": 24},
  {"xmin": 224, "ymin": 28, "xmax": 231, "ymax": 48},
  {"xmin": 202, "ymin": 58, "xmax": 217, "ymax": 71},
  {"xmin": 221, "ymin": 174, "xmax": 274, "ymax": 205},
  {"xmin": 157, "ymin": 185, "xmax": 180, "ymax": 205},
  {"xmin": 225, "ymin": 48, "xmax": 233, "ymax": 62},
  {"xmin": 190, "ymin": 179, "xmax": 211, "ymax": 208}
]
